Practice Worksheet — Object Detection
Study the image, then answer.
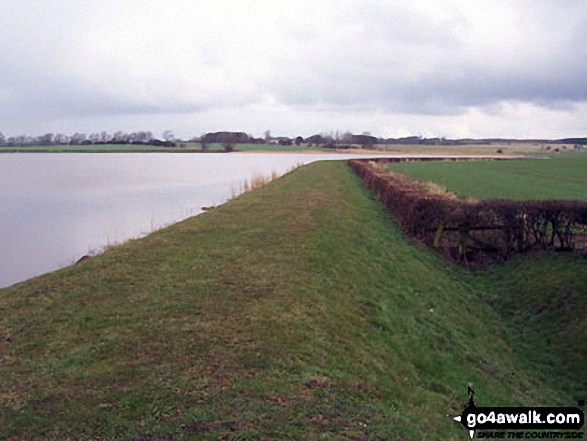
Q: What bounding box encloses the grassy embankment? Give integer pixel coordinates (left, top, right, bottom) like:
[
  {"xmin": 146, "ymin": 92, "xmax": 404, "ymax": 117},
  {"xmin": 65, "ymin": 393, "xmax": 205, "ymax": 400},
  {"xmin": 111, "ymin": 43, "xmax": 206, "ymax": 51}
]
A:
[
  {"xmin": 1, "ymin": 161, "xmax": 585, "ymax": 439},
  {"xmin": 385, "ymin": 152, "xmax": 587, "ymax": 200},
  {"xmin": 477, "ymin": 253, "xmax": 586, "ymax": 401}
]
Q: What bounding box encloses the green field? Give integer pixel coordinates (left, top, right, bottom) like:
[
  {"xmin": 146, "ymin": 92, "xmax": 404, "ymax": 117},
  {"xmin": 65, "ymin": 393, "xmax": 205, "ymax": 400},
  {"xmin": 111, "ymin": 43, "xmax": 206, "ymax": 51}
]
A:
[
  {"xmin": 385, "ymin": 152, "xmax": 587, "ymax": 200},
  {"xmin": 1, "ymin": 161, "xmax": 584, "ymax": 439}
]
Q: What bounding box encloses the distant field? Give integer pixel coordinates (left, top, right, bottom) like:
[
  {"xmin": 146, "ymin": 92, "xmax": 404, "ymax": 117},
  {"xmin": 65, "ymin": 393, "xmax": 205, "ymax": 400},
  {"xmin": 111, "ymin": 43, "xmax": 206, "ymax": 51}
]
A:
[
  {"xmin": 0, "ymin": 143, "xmax": 331, "ymax": 153},
  {"xmin": 0, "ymin": 144, "xmax": 187, "ymax": 152},
  {"xmin": 2, "ymin": 141, "xmax": 579, "ymax": 155},
  {"xmin": 372, "ymin": 142, "xmax": 576, "ymax": 157},
  {"xmin": 182, "ymin": 143, "xmax": 331, "ymax": 152},
  {"xmin": 385, "ymin": 152, "xmax": 587, "ymax": 200}
]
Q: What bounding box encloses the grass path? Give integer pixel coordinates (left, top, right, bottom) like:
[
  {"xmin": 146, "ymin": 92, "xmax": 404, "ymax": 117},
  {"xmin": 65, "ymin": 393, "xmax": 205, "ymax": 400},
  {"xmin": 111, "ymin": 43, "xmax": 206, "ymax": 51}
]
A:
[{"xmin": 0, "ymin": 161, "xmax": 581, "ymax": 439}]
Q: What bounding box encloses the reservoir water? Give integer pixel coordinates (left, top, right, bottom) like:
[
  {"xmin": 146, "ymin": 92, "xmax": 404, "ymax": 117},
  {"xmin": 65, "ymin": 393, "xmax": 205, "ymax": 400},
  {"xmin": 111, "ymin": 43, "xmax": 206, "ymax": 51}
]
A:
[{"xmin": 0, "ymin": 152, "xmax": 402, "ymax": 288}]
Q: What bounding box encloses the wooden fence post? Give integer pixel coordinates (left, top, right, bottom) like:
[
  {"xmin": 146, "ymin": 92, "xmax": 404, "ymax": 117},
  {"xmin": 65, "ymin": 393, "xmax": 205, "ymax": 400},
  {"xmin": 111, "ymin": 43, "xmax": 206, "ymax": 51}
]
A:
[
  {"xmin": 458, "ymin": 225, "xmax": 469, "ymax": 263},
  {"xmin": 433, "ymin": 219, "xmax": 446, "ymax": 249}
]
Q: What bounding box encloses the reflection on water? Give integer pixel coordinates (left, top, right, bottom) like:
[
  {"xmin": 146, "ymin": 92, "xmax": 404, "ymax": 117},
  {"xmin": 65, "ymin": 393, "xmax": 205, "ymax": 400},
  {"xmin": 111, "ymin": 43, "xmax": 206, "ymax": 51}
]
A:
[{"xmin": 0, "ymin": 152, "xmax": 403, "ymax": 288}]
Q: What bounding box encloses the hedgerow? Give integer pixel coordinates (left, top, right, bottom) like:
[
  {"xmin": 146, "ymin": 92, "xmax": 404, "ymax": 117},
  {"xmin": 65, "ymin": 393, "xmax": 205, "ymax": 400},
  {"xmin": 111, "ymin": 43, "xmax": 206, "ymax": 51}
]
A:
[{"xmin": 349, "ymin": 159, "xmax": 587, "ymax": 266}]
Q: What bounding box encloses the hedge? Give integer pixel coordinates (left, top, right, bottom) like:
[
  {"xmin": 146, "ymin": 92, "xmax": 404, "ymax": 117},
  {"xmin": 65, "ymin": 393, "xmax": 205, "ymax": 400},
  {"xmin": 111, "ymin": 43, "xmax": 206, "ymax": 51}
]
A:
[{"xmin": 349, "ymin": 159, "xmax": 587, "ymax": 265}]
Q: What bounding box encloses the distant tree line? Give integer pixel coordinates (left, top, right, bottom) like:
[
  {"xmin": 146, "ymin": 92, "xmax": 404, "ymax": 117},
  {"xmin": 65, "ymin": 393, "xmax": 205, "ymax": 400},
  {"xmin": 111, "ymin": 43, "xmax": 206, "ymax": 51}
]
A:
[
  {"xmin": 0, "ymin": 131, "xmax": 176, "ymax": 147},
  {"xmin": 1, "ymin": 129, "xmax": 585, "ymax": 149},
  {"xmin": 560, "ymin": 138, "xmax": 587, "ymax": 145},
  {"xmin": 195, "ymin": 131, "xmax": 380, "ymax": 149}
]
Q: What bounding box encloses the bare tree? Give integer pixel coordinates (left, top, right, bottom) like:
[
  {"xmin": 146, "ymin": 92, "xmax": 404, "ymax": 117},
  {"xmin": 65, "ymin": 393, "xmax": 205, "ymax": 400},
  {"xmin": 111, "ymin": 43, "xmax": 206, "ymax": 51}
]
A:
[
  {"xmin": 54, "ymin": 133, "xmax": 69, "ymax": 145},
  {"xmin": 37, "ymin": 133, "xmax": 54, "ymax": 145},
  {"xmin": 162, "ymin": 130, "xmax": 174, "ymax": 141},
  {"xmin": 128, "ymin": 132, "xmax": 139, "ymax": 143},
  {"xmin": 138, "ymin": 131, "xmax": 153, "ymax": 143},
  {"xmin": 223, "ymin": 132, "xmax": 236, "ymax": 151},
  {"xmin": 0, "ymin": 132, "xmax": 5, "ymax": 145},
  {"xmin": 69, "ymin": 132, "xmax": 87, "ymax": 145},
  {"xmin": 100, "ymin": 131, "xmax": 111, "ymax": 143},
  {"xmin": 112, "ymin": 131, "xmax": 130, "ymax": 144},
  {"xmin": 341, "ymin": 131, "xmax": 353, "ymax": 143},
  {"xmin": 322, "ymin": 132, "xmax": 335, "ymax": 146}
]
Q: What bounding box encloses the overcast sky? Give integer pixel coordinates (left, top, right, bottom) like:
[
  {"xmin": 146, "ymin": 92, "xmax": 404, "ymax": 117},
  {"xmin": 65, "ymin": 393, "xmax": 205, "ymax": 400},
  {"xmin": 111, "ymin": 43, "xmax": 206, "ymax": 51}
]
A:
[{"xmin": 1, "ymin": 0, "xmax": 586, "ymax": 140}]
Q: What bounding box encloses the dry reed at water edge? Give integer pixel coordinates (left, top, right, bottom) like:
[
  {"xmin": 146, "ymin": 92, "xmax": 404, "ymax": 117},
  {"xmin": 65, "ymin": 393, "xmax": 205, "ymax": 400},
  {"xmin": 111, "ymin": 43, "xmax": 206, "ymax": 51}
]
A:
[{"xmin": 231, "ymin": 164, "xmax": 303, "ymax": 199}]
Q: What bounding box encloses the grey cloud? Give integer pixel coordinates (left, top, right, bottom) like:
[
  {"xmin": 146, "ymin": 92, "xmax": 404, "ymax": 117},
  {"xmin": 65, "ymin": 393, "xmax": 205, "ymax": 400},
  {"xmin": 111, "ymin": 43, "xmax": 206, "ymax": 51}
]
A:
[
  {"xmin": 269, "ymin": 1, "xmax": 587, "ymax": 115},
  {"xmin": 349, "ymin": 1, "xmax": 467, "ymax": 49},
  {"xmin": 0, "ymin": 0, "xmax": 585, "ymax": 137},
  {"xmin": 0, "ymin": 63, "xmax": 207, "ymax": 122}
]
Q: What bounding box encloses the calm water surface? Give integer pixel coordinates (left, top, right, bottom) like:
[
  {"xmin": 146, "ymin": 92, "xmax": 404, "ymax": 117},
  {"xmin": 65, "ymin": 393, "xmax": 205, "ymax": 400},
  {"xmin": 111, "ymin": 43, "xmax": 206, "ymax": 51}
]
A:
[{"xmin": 0, "ymin": 152, "xmax": 407, "ymax": 288}]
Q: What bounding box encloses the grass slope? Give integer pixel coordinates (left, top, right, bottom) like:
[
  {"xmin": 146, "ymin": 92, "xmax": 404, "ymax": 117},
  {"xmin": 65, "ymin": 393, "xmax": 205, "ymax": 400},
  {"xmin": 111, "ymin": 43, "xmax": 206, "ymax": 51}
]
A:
[
  {"xmin": 0, "ymin": 161, "xmax": 582, "ymax": 440},
  {"xmin": 476, "ymin": 253, "xmax": 587, "ymax": 401},
  {"xmin": 385, "ymin": 152, "xmax": 587, "ymax": 200}
]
